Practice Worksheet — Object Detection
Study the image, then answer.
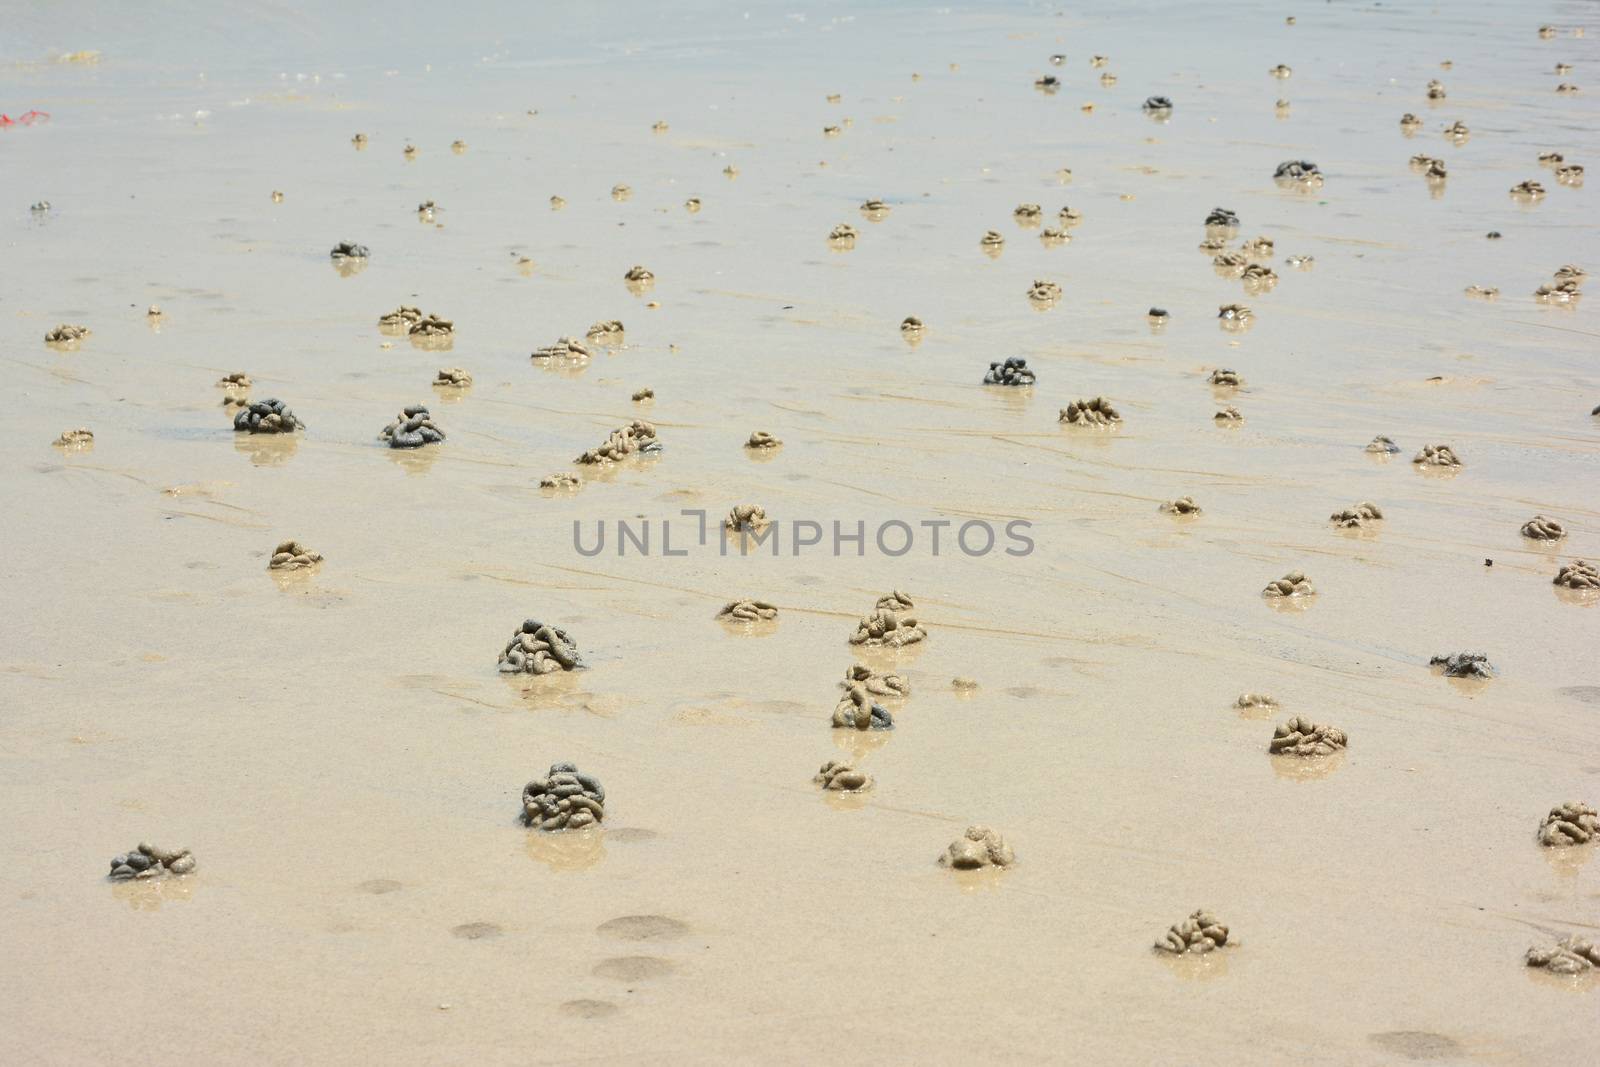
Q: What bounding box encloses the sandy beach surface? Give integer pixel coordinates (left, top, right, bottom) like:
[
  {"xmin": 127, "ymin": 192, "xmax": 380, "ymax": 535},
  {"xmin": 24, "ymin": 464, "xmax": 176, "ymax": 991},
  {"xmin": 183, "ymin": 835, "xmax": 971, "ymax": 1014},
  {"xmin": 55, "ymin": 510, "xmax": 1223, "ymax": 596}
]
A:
[{"xmin": 3, "ymin": 1, "xmax": 1598, "ymax": 1063}]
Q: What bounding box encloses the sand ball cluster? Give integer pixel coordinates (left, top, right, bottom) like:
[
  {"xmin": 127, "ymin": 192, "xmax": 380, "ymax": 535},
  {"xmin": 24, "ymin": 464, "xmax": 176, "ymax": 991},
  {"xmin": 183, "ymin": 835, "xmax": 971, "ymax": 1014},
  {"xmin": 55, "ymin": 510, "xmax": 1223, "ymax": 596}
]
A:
[
  {"xmin": 379, "ymin": 306, "xmax": 422, "ymax": 329},
  {"xmin": 45, "ymin": 324, "xmax": 90, "ymax": 344},
  {"xmin": 434, "ymin": 367, "xmax": 472, "ymax": 388},
  {"xmin": 1413, "ymin": 444, "xmax": 1461, "ymax": 467},
  {"xmin": 849, "ymin": 590, "xmax": 925, "ymax": 648},
  {"xmin": 724, "ymin": 504, "xmax": 769, "ymax": 532},
  {"xmin": 576, "ymin": 420, "xmax": 659, "ymax": 464},
  {"xmin": 1208, "ymin": 368, "xmax": 1242, "ymax": 387},
  {"xmin": 719, "ymin": 598, "xmax": 777, "ymax": 622},
  {"xmin": 498, "ymin": 619, "xmax": 585, "ymax": 675},
  {"xmin": 532, "ymin": 337, "xmax": 591, "ymax": 364},
  {"xmin": 1059, "ymin": 397, "xmax": 1121, "ymax": 426},
  {"xmin": 1526, "ymin": 937, "xmax": 1600, "ymax": 975},
  {"xmin": 1366, "ymin": 435, "xmax": 1401, "ymax": 454},
  {"xmin": 1214, "ymin": 407, "xmax": 1244, "ymax": 423},
  {"xmin": 380, "ymin": 406, "xmax": 444, "ymax": 449},
  {"xmin": 1204, "ymin": 206, "xmax": 1240, "ymax": 233},
  {"xmin": 1262, "ymin": 570, "xmax": 1315, "ymax": 598},
  {"xmin": 586, "ymin": 319, "xmax": 625, "ymax": 345},
  {"xmin": 233, "ymin": 398, "xmax": 303, "ymax": 434},
  {"xmin": 745, "ymin": 431, "xmax": 781, "ymax": 450},
  {"xmin": 1552, "ymin": 560, "xmax": 1600, "ymax": 589},
  {"xmin": 984, "ymin": 357, "xmax": 1036, "ymax": 386},
  {"xmin": 1154, "ymin": 910, "xmax": 1230, "ymax": 955},
  {"xmin": 1234, "ymin": 693, "xmax": 1278, "ymax": 710},
  {"xmin": 1537, "ymin": 802, "xmax": 1598, "ymax": 847},
  {"xmin": 217, "ymin": 372, "xmax": 252, "ymax": 388},
  {"xmin": 1217, "ymin": 304, "xmax": 1253, "ymax": 329},
  {"xmin": 267, "ymin": 540, "xmax": 321, "ymax": 570},
  {"xmin": 1142, "ymin": 95, "xmax": 1173, "ymax": 113},
  {"xmin": 107, "ymin": 843, "xmax": 195, "ymax": 881},
  {"xmin": 833, "ymin": 682, "xmax": 893, "ymax": 730},
  {"xmin": 1430, "ymin": 652, "xmax": 1495, "ymax": 679},
  {"xmin": 521, "ymin": 763, "xmax": 605, "ymax": 830},
  {"xmin": 53, "ymin": 428, "xmax": 94, "ymax": 449},
  {"xmin": 1028, "ymin": 279, "xmax": 1063, "ymax": 306},
  {"xmin": 1241, "ymin": 234, "xmax": 1274, "ymax": 257},
  {"xmin": 850, "ymin": 608, "xmax": 925, "ymax": 648},
  {"xmin": 1240, "ymin": 264, "xmax": 1278, "ymax": 292},
  {"xmin": 1270, "ymin": 717, "xmax": 1348, "ymax": 757},
  {"xmin": 1521, "ymin": 515, "xmax": 1566, "ymax": 540},
  {"xmin": 1161, "ymin": 496, "xmax": 1201, "ymax": 515},
  {"xmin": 1213, "ymin": 250, "xmax": 1248, "ymax": 273},
  {"xmin": 540, "ymin": 472, "xmax": 581, "ymax": 490},
  {"xmin": 937, "ymin": 826, "xmax": 1015, "ymax": 870},
  {"xmin": 814, "ymin": 760, "xmax": 872, "ymax": 792},
  {"xmin": 1273, "ymin": 159, "xmax": 1323, "ymax": 187},
  {"xmin": 1329, "ymin": 502, "xmax": 1383, "ymax": 528},
  {"xmin": 330, "ymin": 241, "xmax": 369, "ymax": 260},
  {"xmin": 409, "ymin": 314, "xmax": 453, "ymax": 338},
  {"xmin": 843, "ymin": 664, "xmax": 909, "ymax": 699}
]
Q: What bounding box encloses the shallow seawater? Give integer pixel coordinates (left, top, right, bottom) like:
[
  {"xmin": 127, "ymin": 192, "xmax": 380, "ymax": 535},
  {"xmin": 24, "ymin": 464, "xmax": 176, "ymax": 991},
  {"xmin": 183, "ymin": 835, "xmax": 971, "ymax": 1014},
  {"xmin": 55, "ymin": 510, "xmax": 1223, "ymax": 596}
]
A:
[{"xmin": 2, "ymin": 1, "xmax": 1598, "ymax": 1063}]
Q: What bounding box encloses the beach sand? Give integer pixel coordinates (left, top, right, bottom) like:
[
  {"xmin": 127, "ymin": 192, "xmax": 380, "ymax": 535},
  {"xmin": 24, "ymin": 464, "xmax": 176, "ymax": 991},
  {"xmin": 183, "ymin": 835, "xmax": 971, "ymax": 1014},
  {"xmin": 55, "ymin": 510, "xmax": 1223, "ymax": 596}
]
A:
[{"xmin": 2, "ymin": 1, "xmax": 1597, "ymax": 1062}]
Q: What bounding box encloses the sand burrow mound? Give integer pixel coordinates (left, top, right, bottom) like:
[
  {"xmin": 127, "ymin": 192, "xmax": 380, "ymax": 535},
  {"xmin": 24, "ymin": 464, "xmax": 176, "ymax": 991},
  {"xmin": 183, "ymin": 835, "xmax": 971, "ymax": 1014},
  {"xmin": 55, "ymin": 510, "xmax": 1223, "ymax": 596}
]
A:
[
  {"xmin": 522, "ymin": 763, "xmax": 605, "ymax": 830},
  {"xmin": 1526, "ymin": 937, "xmax": 1600, "ymax": 975},
  {"xmin": 498, "ymin": 619, "xmax": 585, "ymax": 674},
  {"xmin": 984, "ymin": 357, "xmax": 1035, "ymax": 386},
  {"xmin": 833, "ymin": 682, "xmax": 893, "ymax": 730},
  {"xmin": 1537, "ymin": 802, "xmax": 1598, "ymax": 847},
  {"xmin": 1155, "ymin": 910, "xmax": 1230, "ymax": 955},
  {"xmin": 577, "ymin": 420, "xmax": 659, "ymax": 464},
  {"xmin": 719, "ymin": 598, "xmax": 778, "ymax": 622},
  {"xmin": 233, "ymin": 398, "xmax": 303, "ymax": 434},
  {"xmin": 268, "ymin": 540, "xmax": 321, "ymax": 570},
  {"xmin": 380, "ymin": 405, "xmax": 444, "ymax": 448},
  {"xmin": 1430, "ymin": 652, "xmax": 1494, "ymax": 679},
  {"xmin": 1270, "ymin": 716, "xmax": 1347, "ymax": 756},
  {"xmin": 108, "ymin": 843, "xmax": 195, "ymax": 881},
  {"xmin": 815, "ymin": 760, "xmax": 873, "ymax": 792},
  {"xmin": 938, "ymin": 826, "xmax": 1014, "ymax": 870}
]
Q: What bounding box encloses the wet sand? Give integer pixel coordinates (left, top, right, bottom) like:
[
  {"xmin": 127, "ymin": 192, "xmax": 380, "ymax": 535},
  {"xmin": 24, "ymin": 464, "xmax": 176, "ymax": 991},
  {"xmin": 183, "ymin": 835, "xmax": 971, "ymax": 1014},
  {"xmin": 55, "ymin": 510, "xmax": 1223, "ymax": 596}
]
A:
[{"xmin": 3, "ymin": 1, "xmax": 1598, "ymax": 1063}]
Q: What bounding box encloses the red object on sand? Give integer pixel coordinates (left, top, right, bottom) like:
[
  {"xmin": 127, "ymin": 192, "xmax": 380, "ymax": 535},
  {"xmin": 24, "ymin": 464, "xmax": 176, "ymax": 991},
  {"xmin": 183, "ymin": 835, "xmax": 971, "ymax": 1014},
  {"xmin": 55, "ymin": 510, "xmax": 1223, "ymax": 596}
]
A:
[{"xmin": 1, "ymin": 110, "xmax": 50, "ymax": 127}]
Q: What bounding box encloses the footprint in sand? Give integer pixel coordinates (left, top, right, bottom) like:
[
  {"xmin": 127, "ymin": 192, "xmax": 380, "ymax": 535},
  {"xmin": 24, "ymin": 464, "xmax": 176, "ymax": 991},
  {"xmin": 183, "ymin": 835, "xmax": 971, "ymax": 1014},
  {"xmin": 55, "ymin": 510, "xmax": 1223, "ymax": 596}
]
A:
[
  {"xmin": 592, "ymin": 956, "xmax": 676, "ymax": 981},
  {"xmin": 1366, "ymin": 1031, "xmax": 1463, "ymax": 1061},
  {"xmin": 560, "ymin": 999, "xmax": 620, "ymax": 1019},
  {"xmin": 596, "ymin": 914, "xmax": 690, "ymax": 941},
  {"xmin": 451, "ymin": 921, "xmax": 503, "ymax": 940}
]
